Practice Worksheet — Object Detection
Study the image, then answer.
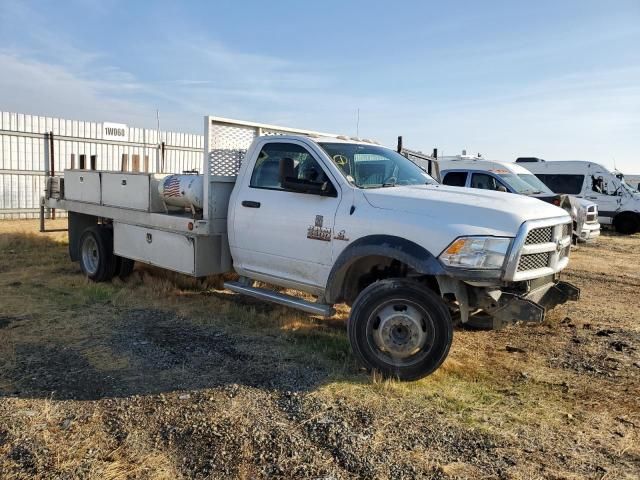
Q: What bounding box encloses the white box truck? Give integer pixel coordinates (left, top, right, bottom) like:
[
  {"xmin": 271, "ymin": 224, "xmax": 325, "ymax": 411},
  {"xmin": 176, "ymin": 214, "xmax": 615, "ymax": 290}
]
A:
[
  {"xmin": 43, "ymin": 117, "xmax": 580, "ymax": 380},
  {"xmin": 516, "ymin": 158, "xmax": 640, "ymax": 234}
]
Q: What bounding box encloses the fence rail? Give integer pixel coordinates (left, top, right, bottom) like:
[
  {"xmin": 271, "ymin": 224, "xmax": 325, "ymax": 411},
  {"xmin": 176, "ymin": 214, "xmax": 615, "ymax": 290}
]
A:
[{"xmin": 0, "ymin": 112, "xmax": 204, "ymax": 219}]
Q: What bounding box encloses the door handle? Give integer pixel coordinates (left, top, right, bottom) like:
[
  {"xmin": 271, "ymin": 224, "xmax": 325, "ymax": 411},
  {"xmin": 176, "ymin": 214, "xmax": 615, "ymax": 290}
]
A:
[
  {"xmin": 241, "ymin": 200, "xmax": 261, "ymax": 208},
  {"xmin": 587, "ymin": 196, "xmax": 598, "ymax": 200}
]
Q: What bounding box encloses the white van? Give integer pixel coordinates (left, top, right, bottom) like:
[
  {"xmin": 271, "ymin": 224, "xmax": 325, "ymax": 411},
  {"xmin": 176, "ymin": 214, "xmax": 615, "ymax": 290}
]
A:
[
  {"xmin": 517, "ymin": 158, "xmax": 640, "ymax": 234},
  {"xmin": 437, "ymin": 155, "xmax": 601, "ymax": 243}
]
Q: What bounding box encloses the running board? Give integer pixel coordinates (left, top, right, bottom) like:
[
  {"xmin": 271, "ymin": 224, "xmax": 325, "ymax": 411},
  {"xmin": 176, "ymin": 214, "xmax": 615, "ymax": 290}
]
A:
[{"xmin": 224, "ymin": 281, "xmax": 335, "ymax": 317}]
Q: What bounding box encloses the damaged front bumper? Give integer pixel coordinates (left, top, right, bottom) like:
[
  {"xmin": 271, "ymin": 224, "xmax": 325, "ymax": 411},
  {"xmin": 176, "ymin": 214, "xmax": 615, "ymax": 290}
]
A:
[
  {"xmin": 438, "ymin": 275, "xmax": 580, "ymax": 329},
  {"xmin": 480, "ymin": 280, "xmax": 580, "ymax": 329}
]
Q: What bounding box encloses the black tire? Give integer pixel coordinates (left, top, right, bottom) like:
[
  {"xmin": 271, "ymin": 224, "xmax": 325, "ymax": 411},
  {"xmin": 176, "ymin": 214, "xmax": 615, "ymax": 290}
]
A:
[
  {"xmin": 116, "ymin": 257, "xmax": 135, "ymax": 279},
  {"xmin": 348, "ymin": 279, "xmax": 453, "ymax": 381},
  {"xmin": 613, "ymin": 212, "xmax": 640, "ymax": 235},
  {"xmin": 79, "ymin": 226, "xmax": 117, "ymax": 282}
]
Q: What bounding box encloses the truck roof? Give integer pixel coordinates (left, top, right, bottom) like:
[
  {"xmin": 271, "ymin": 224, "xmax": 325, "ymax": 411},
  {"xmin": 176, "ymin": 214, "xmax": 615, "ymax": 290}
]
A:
[
  {"xmin": 519, "ymin": 160, "xmax": 612, "ymax": 174},
  {"xmin": 438, "ymin": 158, "xmax": 532, "ymax": 175}
]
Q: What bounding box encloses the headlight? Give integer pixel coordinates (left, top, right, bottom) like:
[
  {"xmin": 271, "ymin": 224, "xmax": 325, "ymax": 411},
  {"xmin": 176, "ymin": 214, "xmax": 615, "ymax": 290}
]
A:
[{"xmin": 439, "ymin": 236, "xmax": 512, "ymax": 269}]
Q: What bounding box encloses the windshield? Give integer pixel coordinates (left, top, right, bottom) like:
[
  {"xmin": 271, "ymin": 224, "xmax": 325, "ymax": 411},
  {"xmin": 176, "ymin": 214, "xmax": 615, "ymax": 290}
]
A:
[
  {"xmin": 319, "ymin": 143, "xmax": 437, "ymax": 188},
  {"xmin": 517, "ymin": 174, "xmax": 555, "ymax": 194},
  {"xmin": 619, "ymin": 177, "xmax": 639, "ymax": 194},
  {"xmin": 491, "ymin": 172, "xmax": 546, "ymax": 194}
]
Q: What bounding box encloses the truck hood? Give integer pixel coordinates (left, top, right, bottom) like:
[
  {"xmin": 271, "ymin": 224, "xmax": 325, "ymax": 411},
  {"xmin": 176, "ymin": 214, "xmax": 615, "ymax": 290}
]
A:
[{"xmin": 363, "ymin": 184, "xmax": 569, "ymax": 235}]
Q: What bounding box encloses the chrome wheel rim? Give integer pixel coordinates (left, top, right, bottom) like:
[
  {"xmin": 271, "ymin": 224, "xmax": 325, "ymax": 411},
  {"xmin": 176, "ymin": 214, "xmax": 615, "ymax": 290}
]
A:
[
  {"xmin": 367, "ymin": 299, "xmax": 434, "ymax": 367},
  {"xmin": 81, "ymin": 235, "xmax": 99, "ymax": 275}
]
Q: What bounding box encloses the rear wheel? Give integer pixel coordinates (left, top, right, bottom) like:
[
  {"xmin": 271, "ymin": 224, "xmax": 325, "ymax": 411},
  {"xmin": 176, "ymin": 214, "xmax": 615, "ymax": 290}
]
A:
[
  {"xmin": 348, "ymin": 279, "xmax": 453, "ymax": 381},
  {"xmin": 79, "ymin": 226, "xmax": 117, "ymax": 282},
  {"xmin": 613, "ymin": 212, "xmax": 640, "ymax": 235}
]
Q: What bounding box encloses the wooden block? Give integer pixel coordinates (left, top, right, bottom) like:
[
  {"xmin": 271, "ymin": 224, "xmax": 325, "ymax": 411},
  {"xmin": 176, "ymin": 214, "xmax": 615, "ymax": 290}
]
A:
[
  {"xmin": 121, "ymin": 154, "xmax": 128, "ymax": 172},
  {"xmin": 132, "ymin": 154, "xmax": 140, "ymax": 172}
]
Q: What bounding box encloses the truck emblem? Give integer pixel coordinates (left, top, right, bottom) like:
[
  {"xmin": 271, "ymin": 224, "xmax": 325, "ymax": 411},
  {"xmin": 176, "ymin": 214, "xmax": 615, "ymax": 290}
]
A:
[
  {"xmin": 308, "ymin": 215, "xmax": 331, "ymax": 241},
  {"xmin": 334, "ymin": 230, "xmax": 350, "ymax": 241}
]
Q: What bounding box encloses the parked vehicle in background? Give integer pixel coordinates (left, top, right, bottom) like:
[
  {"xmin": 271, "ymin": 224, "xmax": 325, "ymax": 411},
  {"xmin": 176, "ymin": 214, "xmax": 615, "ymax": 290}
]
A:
[
  {"xmin": 436, "ymin": 153, "xmax": 600, "ymax": 243},
  {"xmin": 42, "ymin": 117, "xmax": 580, "ymax": 380},
  {"xmin": 517, "ymin": 158, "xmax": 640, "ymax": 234}
]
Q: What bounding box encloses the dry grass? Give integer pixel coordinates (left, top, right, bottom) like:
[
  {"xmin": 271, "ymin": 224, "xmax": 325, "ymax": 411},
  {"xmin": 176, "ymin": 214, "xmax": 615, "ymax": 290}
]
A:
[{"xmin": 0, "ymin": 220, "xmax": 639, "ymax": 479}]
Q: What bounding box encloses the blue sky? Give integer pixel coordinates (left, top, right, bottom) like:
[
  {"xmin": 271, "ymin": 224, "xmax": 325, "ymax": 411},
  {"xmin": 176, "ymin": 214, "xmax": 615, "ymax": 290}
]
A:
[{"xmin": 1, "ymin": 0, "xmax": 639, "ymax": 171}]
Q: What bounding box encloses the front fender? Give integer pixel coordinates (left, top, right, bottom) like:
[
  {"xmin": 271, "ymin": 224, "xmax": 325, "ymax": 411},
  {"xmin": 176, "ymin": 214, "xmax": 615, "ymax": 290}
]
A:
[{"xmin": 324, "ymin": 235, "xmax": 445, "ymax": 303}]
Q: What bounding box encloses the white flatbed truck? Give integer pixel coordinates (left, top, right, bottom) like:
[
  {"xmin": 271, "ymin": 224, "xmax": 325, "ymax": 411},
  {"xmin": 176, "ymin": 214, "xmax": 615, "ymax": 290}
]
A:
[{"xmin": 43, "ymin": 116, "xmax": 580, "ymax": 380}]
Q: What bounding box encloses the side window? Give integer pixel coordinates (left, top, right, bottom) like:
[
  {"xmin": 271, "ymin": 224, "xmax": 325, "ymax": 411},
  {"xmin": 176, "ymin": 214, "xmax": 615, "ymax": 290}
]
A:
[
  {"xmin": 591, "ymin": 175, "xmax": 605, "ymax": 194},
  {"xmin": 470, "ymin": 173, "xmax": 507, "ymax": 191},
  {"xmin": 250, "ymin": 142, "xmax": 331, "ymax": 192},
  {"xmin": 442, "ymin": 171, "xmax": 468, "ymax": 187},
  {"xmin": 537, "ymin": 174, "xmax": 584, "ymax": 195}
]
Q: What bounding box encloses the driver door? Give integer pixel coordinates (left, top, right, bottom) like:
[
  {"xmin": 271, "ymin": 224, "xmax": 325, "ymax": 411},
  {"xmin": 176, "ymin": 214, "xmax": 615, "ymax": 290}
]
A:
[
  {"xmin": 586, "ymin": 173, "xmax": 620, "ymax": 220},
  {"xmin": 233, "ymin": 140, "xmax": 342, "ymax": 290}
]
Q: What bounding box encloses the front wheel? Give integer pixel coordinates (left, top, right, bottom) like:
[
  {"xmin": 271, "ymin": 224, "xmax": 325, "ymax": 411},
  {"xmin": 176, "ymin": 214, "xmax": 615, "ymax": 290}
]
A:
[
  {"xmin": 614, "ymin": 212, "xmax": 640, "ymax": 235},
  {"xmin": 348, "ymin": 279, "xmax": 453, "ymax": 381}
]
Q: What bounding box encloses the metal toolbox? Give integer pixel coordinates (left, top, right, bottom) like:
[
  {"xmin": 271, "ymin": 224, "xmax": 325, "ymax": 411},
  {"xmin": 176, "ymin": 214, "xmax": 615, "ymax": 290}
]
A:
[
  {"xmin": 63, "ymin": 170, "xmax": 101, "ymax": 204},
  {"xmin": 101, "ymin": 172, "xmax": 150, "ymax": 211},
  {"xmin": 113, "ymin": 222, "xmax": 231, "ymax": 276}
]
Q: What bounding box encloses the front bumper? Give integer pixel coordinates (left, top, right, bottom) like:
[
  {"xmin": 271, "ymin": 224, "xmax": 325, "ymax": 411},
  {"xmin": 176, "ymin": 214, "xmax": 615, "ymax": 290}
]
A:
[
  {"xmin": 578, "ymin": 222, "xmax": 600, "ymax": 243},
  {"xmin": 469, "ymin": 278, "xmax": 580, "ymax": 329}
]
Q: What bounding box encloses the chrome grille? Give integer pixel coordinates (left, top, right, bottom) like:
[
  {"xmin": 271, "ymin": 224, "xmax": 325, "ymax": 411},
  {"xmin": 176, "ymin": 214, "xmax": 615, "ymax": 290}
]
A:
[
  {"xmin": 508, "ymin": 219, "xmax": 573, "ymax": 280},
  {"xmin": 518, "ymin": 252, "xmax": 550, "ymax": 271},
  {"xmin": 525, "ymin": 227, "xmax": 552, "ymax": 245}
]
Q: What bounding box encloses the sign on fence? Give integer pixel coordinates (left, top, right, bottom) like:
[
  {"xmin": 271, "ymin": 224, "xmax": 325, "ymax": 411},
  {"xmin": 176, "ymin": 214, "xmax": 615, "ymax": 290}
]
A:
[{"xmin": 103, "ymin": 122, "xmax": 129, "ymax": 142}]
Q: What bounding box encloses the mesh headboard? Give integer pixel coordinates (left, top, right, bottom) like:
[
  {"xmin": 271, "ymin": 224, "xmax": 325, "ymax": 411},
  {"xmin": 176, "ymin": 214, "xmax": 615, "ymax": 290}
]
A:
[{"xmin": 204, "ymin": 116, "xmax": 339, "ymax": 177}]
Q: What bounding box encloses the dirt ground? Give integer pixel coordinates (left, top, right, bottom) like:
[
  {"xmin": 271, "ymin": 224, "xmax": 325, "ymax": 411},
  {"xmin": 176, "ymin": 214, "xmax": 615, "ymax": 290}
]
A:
[{"xmin": 0, "ymin": 219, "xmax": 638, "ymax": 479}]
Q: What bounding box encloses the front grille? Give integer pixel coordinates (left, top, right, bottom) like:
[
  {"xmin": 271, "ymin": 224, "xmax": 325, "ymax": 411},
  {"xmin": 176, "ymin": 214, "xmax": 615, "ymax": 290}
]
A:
[
  {"xmin": 525, "ymin": 227, "xmax": 552, "ymax": 245},
  {"xmin": 562, "ymin": 223, "xmax": 571, "ymax": 238},
  {"xmin": 518, "ymin": 252, "xmax": 550, "ymax": 271}
]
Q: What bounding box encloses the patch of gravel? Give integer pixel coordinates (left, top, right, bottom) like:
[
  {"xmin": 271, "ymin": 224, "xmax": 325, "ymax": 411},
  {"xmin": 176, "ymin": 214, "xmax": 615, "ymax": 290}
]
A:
[{"xmin": 110, "ymin": 308, "xmax": 327, "ymax": 393}]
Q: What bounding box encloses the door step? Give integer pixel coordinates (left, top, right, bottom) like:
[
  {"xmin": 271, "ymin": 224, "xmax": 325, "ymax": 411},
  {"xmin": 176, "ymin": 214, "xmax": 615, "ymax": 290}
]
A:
[{"xmin": 224, "ymin": 281, "xmax": 335, "ymax": 317}]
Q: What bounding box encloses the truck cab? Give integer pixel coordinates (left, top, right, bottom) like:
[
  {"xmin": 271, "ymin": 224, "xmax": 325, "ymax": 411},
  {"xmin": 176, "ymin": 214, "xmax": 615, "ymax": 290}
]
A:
[
  {"xmin": 517, "ymin": 158, "xmax": 640, "ymax": 234},
  {"xmin": 437, "ymin": 155, "xmax": 600, "ymax": 243}
]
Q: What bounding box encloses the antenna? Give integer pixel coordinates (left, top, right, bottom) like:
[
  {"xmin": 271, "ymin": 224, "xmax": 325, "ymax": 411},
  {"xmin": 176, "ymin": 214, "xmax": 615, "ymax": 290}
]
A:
[
  {"xmin": 356, "ymin": 108, "xmax": 360, "ymax": 137},
  {"xmin": 156, "ymin": 109, "xmax": 161, "ymax": 173}
]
